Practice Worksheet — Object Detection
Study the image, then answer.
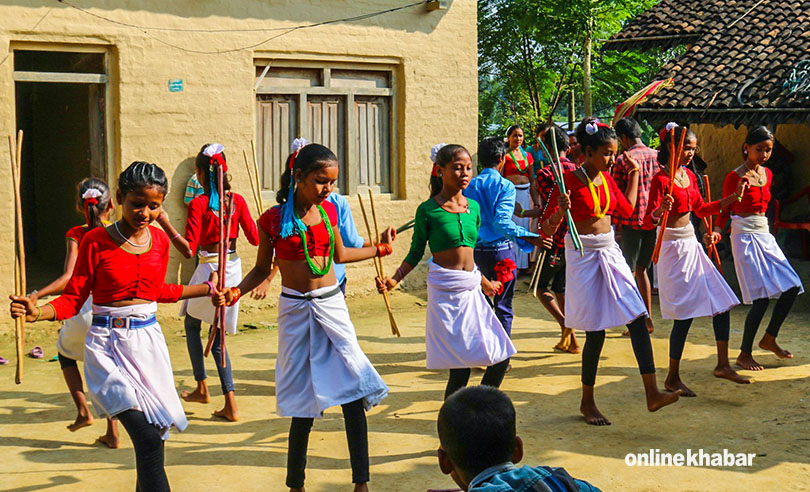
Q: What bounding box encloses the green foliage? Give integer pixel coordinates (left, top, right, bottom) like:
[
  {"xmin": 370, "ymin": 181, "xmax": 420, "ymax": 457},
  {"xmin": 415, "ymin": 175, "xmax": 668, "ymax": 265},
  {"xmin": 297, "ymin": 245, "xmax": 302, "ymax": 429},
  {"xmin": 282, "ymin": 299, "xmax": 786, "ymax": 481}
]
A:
[{"xmin": 478, "ymin": 0, "xmax": 674, "ymax": 138}]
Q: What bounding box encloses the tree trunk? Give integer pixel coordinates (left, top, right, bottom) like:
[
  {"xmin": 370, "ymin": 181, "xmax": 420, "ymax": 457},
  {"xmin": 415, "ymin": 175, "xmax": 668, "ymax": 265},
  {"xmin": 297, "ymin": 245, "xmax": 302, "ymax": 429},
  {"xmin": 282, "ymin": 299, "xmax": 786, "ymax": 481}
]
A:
[
  {"xmin": 569, "ymin": 86, "xmax": 575, "ymax": 130},
  {"xmin": 583, "ymin": 31, "xmax": 593, "ymax": 118}
]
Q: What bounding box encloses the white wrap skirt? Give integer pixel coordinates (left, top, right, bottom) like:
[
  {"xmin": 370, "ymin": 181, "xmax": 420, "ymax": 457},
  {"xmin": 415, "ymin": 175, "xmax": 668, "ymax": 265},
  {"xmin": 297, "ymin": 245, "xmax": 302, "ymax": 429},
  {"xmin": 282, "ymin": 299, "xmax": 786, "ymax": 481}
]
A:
[
  {"xmin": 56, "ymin": 296, "xmax": 93, "ymax": 361},
  {"xmin": 425, "ymin": 262, "xmax": 516, "ymax": 369},
  {"xmin": 179, "ymin": 251, "xmax": 242, "ymax": 335},
  {"xmin": 730, "ymin": 215, "xmax": 804, "ymax": 304},
  {"xmin": 276, "ymin": 284, "xmax": 388, "ymax": 418},
  {"xmin": 564, "ymin": 229, "xmax": 648, "ymax": 331},
  {"xmin": 657, "ymin": 223, "xmax": 739, "ymax": 320},
  {"xmin": 511, "ymin": 183, "xmax": 532, "ymax": 269},
  {"xmin": 84, "ymin": 303, "xmax": 187, "ymax": 439}
]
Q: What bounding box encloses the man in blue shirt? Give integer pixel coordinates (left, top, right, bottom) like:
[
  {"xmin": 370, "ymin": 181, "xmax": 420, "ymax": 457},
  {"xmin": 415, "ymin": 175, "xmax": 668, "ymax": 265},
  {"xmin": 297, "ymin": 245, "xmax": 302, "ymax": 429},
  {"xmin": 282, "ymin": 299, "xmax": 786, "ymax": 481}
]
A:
[
  {"xmin": 464, "ymin": 136, "xmax": 545, "ymax": 337},
  {"xmin": 326, "ymin": 193, "xmax": 367, "ymax": 294}
]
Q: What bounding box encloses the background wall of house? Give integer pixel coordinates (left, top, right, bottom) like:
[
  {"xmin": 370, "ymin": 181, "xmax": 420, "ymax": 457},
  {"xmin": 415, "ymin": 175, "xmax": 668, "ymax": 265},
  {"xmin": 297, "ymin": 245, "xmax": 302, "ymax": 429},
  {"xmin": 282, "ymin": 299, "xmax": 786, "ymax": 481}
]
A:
[{"xmin": 0, "ymin": 1, "xmax": 477, "ymax": 328}]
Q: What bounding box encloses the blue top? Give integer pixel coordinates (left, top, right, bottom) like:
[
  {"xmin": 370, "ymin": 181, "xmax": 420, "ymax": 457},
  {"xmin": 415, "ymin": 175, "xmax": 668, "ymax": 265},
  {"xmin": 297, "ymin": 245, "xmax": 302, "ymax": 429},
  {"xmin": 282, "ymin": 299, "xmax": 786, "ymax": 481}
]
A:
[
  {"xmin": 469, "ymin": 462, "xmax": 601, "ymax": 492},
  {"xmin": 525, "ymin": 144, "xmax": 551, "ymax": 176},
  {"xmin": 463, "ymin": 168, "xmax": 538, "ymax": 252},
  {"xmin": 325, "ymin": 194, "xmax": 365, "ymax": 284}
]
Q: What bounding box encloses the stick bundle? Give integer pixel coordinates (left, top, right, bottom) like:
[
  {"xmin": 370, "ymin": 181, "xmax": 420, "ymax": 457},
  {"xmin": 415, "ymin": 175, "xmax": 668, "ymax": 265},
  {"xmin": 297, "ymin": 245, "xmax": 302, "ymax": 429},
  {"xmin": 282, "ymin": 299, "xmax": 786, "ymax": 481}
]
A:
[
  {"xmin": 205, "ymin": 166, "xmax": 233, "ymax": 367},
  {"xmin": 9, "ymin": 131, "xmax": 25, "ymax": 384},
  {"xmin": 529, "ymin": 250, "xmax": 547, "ymax": 298},
  {"xmin": 652, "ymin": 127, "xmax": 687, "ymax": 264},
  {"xmin": 358, "ymin": 192, "xmax": 400, "ymax": 337},
  {"xmin": 243, "ymin": 149, "xmax": 262, "ymax": 215},
  {"xmin": 537, "ymin": 129, "xmax": 582, "ymax": 254},
  {"xmin": 702, "ymin": 175, "xmax": 723, "ymax": 272}
]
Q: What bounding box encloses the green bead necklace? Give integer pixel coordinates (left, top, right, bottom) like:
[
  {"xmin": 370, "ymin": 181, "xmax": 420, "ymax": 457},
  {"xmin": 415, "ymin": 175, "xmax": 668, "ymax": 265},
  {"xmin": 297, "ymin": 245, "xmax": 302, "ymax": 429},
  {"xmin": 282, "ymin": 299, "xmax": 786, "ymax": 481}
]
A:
[{"xmin": 296, "ymin": 204, "xmax": 335, "ymax": 276}]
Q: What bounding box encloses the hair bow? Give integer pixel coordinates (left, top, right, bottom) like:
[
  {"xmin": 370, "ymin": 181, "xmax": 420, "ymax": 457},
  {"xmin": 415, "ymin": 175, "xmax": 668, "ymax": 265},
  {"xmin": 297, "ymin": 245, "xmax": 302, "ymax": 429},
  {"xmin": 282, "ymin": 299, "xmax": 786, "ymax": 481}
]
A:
[
  {"xmin": 430, "ymin": 143, "xmax": 447, "ymax": 164},
  {"xmin": 585, "ymin": 122, "xmax": 600, "ymax": 135},
  {"xmin": 203, "ymin": 143, "xmax": 227, "ymax": 172},
  {"xmin": 81, "ymin": 188, "xmax": 102, "ymax": 203},
  {"xmin": 288, "ymin": 137, "xmax": 309, "ymax": 169}
]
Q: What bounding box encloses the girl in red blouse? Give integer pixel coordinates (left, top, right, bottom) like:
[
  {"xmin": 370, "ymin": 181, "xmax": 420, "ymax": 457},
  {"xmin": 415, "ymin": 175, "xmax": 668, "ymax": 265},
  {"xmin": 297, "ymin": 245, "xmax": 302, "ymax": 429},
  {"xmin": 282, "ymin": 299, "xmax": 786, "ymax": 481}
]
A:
[
  {"xmin": 214, "ymin": 142, "xmax": 393, "ymax": 492},
  {"xmin": 540, "ymin": 118, "xmax": 680, "ymax": 426},
  {"xmin": 714, "ymin": 126, "xmax": 803, "ymax": 371},
  {"xmin": 25, "ymin": 178, "xmax": 119, "ymax": 447},
  {"xmin": 10, "ymin": 162, "xmax": 216, "ymax": 492},
  {"xmin": 175, "ymin": 143, "xmax": 260, "ymax": 422},
  {"xmin": 502, "ymin": 125, "xmax": 538, "ymax": 271},
  {"xmin": 646, "ymin": 126, "xmax": 751, "ymax": 396}
]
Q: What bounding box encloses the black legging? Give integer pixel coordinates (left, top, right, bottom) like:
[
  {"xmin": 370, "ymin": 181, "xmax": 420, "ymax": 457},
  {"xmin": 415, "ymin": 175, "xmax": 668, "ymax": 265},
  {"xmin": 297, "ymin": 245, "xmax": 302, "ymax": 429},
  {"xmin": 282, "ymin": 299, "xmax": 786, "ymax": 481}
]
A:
[
  {"xmin": 581, "ymin": 317, "xmax": 654, "ymax": 386},
  {"xmin": 286, "ymin": 399, "xmax": 369, "ymax": 488},
  {"xmin": 444, "ymin": 358, "xmax": 510, "ymax": 400},
  {"xmin": 669, "ymin": 311, "xmax": 731, "ymax": 360},
  {"xmin": 740, "ymin": 287, "xmax": 800, "ymax": 353},
  {"xmin": 117, "ymin": 409, "xmax": 169, "ymax": 492}
]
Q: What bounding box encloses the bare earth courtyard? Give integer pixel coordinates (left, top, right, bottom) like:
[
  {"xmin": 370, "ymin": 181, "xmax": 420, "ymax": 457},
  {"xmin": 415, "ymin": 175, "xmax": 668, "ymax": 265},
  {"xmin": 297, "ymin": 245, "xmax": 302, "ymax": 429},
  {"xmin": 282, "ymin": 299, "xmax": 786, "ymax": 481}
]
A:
[{"xmin": 1, "ymin": 286, "xmax": 809, "ymax": 492}]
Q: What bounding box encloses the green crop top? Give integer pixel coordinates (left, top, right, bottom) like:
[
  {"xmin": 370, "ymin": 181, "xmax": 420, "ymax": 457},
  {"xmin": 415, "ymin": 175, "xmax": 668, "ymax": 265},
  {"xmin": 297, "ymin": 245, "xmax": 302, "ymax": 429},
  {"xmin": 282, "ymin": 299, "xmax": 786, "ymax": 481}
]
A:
[{"xmin": 403, "ymin": 197, "xmax": 481, "ymax": 267}]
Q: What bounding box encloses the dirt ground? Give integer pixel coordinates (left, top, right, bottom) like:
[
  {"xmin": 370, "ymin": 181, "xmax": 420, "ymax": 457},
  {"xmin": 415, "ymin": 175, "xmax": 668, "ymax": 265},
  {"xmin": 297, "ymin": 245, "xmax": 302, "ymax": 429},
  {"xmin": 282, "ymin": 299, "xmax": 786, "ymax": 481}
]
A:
[{"xmin": 1, "ymin": 280, "xmax": 809, "ymax": 492}]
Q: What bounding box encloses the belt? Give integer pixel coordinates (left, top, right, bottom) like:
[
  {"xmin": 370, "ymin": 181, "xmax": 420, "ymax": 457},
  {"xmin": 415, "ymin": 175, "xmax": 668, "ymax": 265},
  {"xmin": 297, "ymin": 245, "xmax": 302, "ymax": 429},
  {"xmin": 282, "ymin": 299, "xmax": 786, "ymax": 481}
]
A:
[
  {"xmin": 281, "ymin": 286, "xmax": 342, "ymax": 301},
  {"xmin": 475, "ymin": 242, "xmax": 513, "ymax": 252},
  {"xmin": 92, "ymin": 314, "xmax": 157, "ymax": 329},
  {"xmin": 199, "ymin": 251, "xmax": 238, "ymax": 264}
]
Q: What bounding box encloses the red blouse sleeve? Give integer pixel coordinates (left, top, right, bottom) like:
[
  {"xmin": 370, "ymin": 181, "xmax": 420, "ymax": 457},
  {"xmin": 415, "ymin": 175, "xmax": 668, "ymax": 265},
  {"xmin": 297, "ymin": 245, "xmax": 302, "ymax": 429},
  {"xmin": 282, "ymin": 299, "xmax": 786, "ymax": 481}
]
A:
[
  {"xmin": 539, "ymin": 186, "xmax": 562, "ymax": 238},
  {"xmin": 49, "ymin": 235, "xmax": 96, "ymax": 320},
  {"xmin": 687, "ymin": 170, "xmax": 721, "ymax": 219},
  {"xmin": 644, "ymin": 173, "xmax": 667, "ymax": 229},
  {"xmin": 608, "ymin": 174, "xmax": 634, "ymax": 219},
  {"xmin": 65, "ymin": 225, "xmax": 86, "ymax": 244},
  {"xmin": 184, "ymin": 196, "xmax": 204, "ymax": 254},
  {"xmin": 258, "ymin": 207, "xmax": 280, "ymax": 246},
  {"xmin": 716, "ymin": 171, "xmax": 738, "ymax": 230},
  {"xmin": 236, "ymin": 194, "xmax": 259, "ymax": 246},
  {"xmin": 155, "ymin": 232, "xmax": 183, "ymax": 303}
]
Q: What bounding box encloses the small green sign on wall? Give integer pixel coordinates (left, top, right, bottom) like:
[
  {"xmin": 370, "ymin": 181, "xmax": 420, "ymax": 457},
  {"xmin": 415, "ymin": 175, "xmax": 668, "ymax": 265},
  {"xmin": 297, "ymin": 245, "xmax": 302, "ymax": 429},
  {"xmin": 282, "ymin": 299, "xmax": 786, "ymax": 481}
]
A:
[{"xmin": 168, "ymin": 79, "xmax": 184, "ymax": 92}]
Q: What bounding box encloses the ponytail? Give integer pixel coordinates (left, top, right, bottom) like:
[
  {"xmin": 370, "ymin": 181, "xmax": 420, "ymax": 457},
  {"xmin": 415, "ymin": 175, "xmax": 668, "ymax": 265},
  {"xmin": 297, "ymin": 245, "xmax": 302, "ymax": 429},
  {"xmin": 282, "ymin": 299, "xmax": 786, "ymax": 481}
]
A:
[
  {"xmin": 76, "ymin": 177, "xmax": 111, "ymax": 230},
  {"xmin": 195, "ymin": 143, "xmax": 231, "ymax": 211}
]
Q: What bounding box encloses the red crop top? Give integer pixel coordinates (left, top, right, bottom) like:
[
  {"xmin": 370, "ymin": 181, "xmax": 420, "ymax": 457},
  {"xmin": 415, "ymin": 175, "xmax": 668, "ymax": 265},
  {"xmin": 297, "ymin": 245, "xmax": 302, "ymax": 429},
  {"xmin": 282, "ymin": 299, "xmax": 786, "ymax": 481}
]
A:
[
  {"xmin": 716, "ymin": 167, "xmax": 771, "ymax": 229},
  {"xmin": 502, "ymin": 150, "xmax": 534, "ymax": 178},
  {"xmin": 258, "ymin": 201, "xmax": 338, "ymax": 261},
  {"xmin": 49, "ymin": 226, "xmax": 184, "ymax": 320},
  {"xmin": 66, "ymin": 225, "xmax": 90, "ymax": 244},
  {"xmin": 185, "ymin": 193, "xmax": 259, "ymax": 253},
  {"xmin": 540, "ymin": 170, "xmax": 634, "ymax": 230},
  {"xmin": 644, "ymin": 168, "xmax": 721, "ymax": 229}
]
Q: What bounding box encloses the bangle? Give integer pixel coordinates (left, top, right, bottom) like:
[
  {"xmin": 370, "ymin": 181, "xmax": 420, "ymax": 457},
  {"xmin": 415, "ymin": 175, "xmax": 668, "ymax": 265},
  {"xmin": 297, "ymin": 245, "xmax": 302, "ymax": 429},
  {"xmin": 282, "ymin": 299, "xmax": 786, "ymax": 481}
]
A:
[
  {"xmin": 227, "ymin": 287, "xmax": 241, "ymax": 306},
  {"xmin": 627, "ymin": 168, "xmax": 640, "ymax": 176},
  {"xmin": 376, "ymin": 243, "xmax": 392, "ymax": 257},
  {"xmin": 736, "ymin": 194, "xmax": 743, "ymax": 202},
  {"xmin": 34, "ymin": 306, "xmax": 42, "ymax": 322},
  {"xmin": 205, "ymin": 280, "xmax": 217, "ymax": 296},
  {"xmin": 518, "ymin": 209, "xmax": 524, "ymax": 217},
  {"xmin": 171, "ymin": 233, "xmax": 181, "ymax": 240}
]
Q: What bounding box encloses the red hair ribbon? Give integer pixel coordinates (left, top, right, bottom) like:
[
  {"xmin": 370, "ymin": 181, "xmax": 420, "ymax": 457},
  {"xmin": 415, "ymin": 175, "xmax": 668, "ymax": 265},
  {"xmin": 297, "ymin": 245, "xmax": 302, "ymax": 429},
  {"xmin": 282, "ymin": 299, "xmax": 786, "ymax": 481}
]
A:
[
  {"xmin": 493, "ymin": 258, "xmax": 517, "ymax": 294},
  {"xmin": 431, "ymin": 163, "xmax": 439, "ymax": 178},
  {"xmin": 210, "ymin": 153, "xmax": 227, "ymax": 173}
]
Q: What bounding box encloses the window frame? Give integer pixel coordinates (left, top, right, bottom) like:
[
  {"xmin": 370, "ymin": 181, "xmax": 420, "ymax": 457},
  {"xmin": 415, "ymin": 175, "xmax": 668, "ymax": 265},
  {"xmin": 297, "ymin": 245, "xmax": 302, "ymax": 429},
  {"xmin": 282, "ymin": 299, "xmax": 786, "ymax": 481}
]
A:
[{"xmin": 254, "ymin": 57, "xmax": 400, "ymax": 199}]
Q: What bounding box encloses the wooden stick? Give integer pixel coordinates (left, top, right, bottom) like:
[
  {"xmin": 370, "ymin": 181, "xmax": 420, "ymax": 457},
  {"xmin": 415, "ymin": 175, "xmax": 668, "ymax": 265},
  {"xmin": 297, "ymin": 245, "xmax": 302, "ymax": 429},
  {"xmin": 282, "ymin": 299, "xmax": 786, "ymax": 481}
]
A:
[
  {"xmin": 243, "ymin": 149, "xmax": 262, "ymax": 214},
  {"xmin": 530, "ymin": 250, "xmax": 547, "ymax": 298},
  {"xmin": 702, "ymin": 175, "xmax": 723, "ymax": 272},
  {"xmin": 358, "ymin": 194, "xmax": 400, "ymax": 337},
  {"xmin": 652, "ymin": 128, "xmax": 682, "ymax": 264},
  {"xmin": 250, "ymin": 139, "xmax": 265, "ymax": 211},
  {"xmin": 9, "ymin": 132, "xmax": 25, "ymax": 384}
]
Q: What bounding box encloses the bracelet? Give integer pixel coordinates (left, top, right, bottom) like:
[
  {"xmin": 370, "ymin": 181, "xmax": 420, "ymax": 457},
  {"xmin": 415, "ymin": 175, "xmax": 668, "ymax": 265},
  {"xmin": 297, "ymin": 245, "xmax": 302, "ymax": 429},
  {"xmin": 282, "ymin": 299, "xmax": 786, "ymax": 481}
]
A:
[
  {"xmin": 627, "ymin": 168, "xmax": 640, "ymax": 176},
  {"xmin": 376, "ymin": 243, "xmax": 393, "ymax": 257},
  {"xmin": 171, "ymin": 233, "xmax": 181, "ymax": 240},
  {"xmin": 28, "ymin": 289, "xmax": 38, "ymax": 298},
  {"xmin": 205, "ymin": 280, "xmax": 217, "ymax": 296},
  {"xmin": 227, "ymin": 287, "xmax": 241, "ymax": 306},
  {"xmin": 518, "ymin": 209, "xmax": 524, "ymax": 218},
  {"xmin": 736, "ymin": 194, "xmax": 743, "ymax": 202},
  {"xmin": 34, "ymin": 306, "xmax": 42, "ymax": 322}
]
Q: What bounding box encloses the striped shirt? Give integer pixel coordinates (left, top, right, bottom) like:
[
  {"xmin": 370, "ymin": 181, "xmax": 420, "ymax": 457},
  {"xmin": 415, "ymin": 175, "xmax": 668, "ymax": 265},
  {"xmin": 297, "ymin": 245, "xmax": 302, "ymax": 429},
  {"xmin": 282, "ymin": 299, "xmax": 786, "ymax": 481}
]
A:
[{"xmin": 184, "ymin": 174, "xmax": 205, "ymax": 204}]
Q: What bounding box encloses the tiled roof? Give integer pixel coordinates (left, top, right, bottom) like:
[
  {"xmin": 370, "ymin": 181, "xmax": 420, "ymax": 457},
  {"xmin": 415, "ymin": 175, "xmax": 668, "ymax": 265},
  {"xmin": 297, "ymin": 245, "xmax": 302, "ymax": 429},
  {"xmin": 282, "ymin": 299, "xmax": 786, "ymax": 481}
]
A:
[{"xmin": 606, "ymin": 0, "xmax": 810, "ymax": 125}]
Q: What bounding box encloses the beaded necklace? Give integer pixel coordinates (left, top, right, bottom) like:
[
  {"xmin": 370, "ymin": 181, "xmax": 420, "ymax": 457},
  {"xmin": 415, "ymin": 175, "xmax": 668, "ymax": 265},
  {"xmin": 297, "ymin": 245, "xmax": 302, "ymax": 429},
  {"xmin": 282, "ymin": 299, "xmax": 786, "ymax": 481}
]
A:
[
  {"xmin": 509, "ymin": 148, "xmax": 529, "ymax": 174},
  {"xmin": 296, "ymin": 205, "xmax": 335, "ymax": 276},
  {"xmin": 584, "ymin": 170, "xmax": 611, "ymax": 218}
]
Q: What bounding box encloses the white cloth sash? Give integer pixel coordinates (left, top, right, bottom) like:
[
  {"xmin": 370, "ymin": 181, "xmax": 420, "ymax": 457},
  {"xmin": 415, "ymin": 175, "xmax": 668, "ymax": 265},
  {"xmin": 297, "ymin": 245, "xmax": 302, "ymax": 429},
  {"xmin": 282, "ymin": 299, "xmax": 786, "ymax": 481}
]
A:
[
  {"xmin": 564, "ymin": 229, "xmax": 647, "ymax": 331},
  {"xmin": 729, "ymin": 215, "xmax": 803, "ymax": 303},
  {"xmin": 657, "ymin": 223, "xmax": 739, "ymax": 319},
  {"xmin": 84, "ymin": 302, "xmax": 187, "ymax": 439},
  {"xmin": 425, "ymin": 262, "xmax": 516, "ymax": 369},
  {"xmin": 179, "ymin": 251, "xmax": 242, "ymax": 334},
  {"xmin": 276, "ymin": 284, "xmax": 388, "ymax": 418}
]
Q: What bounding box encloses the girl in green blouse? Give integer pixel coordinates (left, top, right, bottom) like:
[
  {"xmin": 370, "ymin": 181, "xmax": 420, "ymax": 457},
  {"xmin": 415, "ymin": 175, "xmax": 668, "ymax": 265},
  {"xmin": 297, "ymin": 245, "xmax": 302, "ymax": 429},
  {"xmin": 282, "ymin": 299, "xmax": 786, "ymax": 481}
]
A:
[{"xmin": 378, "ymin": 145, "xmax": 516, "ymax": 400}]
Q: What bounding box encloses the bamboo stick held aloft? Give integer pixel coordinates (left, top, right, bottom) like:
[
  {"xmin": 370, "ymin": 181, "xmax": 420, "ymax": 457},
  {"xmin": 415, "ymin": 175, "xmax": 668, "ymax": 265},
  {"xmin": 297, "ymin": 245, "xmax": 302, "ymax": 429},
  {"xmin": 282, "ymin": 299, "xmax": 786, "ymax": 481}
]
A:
[{"xmin": 9, "ymin": 131, "xmax": 26, "ymax": 384}]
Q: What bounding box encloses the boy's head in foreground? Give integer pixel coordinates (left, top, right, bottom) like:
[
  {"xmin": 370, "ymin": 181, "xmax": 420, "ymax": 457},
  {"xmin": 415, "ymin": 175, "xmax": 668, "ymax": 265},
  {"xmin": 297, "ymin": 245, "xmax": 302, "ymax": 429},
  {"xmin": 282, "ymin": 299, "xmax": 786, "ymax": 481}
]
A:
[{"xmin": 437, "ymin": 386, "xmax": 524, "ymax": 490}]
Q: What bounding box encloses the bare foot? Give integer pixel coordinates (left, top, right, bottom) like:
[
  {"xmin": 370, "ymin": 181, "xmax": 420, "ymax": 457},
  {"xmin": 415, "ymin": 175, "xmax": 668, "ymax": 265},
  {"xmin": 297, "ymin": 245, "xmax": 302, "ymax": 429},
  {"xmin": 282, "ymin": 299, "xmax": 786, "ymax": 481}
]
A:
[
  {"xmin": 67, "ymin": 414, "xmax": 94, "ymax": 432},
  {"xmin": 96, "ymin": 433, "xmax": 119, "ymax": 449},
  {"xmin": 566, "ymin": 333, "xmax": 581, "ymax": 354},
  {"xmin": 181, "ymin": 388, "xmax": 211, "ymax": 404},
  {"xmin": 646, "ymin": 389, "xmax": 681, "ymax": 412},
  {"xmin": 713, "ymin": 364, "xmax": 752, "ymax": 384},
  {"xmin": 759, "ymin": 337, "xmax": 794, "ymax": 359},
  {"xmin": 354, "ymin": 483, "xmax": 369, "ymax": 492},
  {"xmin": 664, "ymin": 377, "xmax": 696, "ymax": 397},
  {"xmin": 580, "ymin": 400, "xmax": 611, "ymax": 426},
  {"xmin": 213, "ymin": 407, "xmax": 239, "ymax": 422},
  {"xmin": 736, "ymin": 352, "xmax": 764, "ymax": 371}
]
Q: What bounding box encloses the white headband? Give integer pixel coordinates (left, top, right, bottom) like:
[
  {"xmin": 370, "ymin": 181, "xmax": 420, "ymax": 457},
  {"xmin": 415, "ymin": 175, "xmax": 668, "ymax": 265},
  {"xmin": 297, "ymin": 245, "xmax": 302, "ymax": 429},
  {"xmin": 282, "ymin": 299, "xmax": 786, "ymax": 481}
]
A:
[
  {"xmin": 585, "ymin": 122, "xmax": 599, "ymax": 135},
  {"xmin": 430, "ymin": 143, "xmax": 448, "ymax": 163},
  {"xmin": 203, "ymin": 143, "xmax": 225, "ymax": 157},
  {"xmin": 81, "ymin": 188, "xmax": 102, "ymax": 200},
  {"xmin": 290, "ymin": 137, "xmax": 309, "ymax": 154}
]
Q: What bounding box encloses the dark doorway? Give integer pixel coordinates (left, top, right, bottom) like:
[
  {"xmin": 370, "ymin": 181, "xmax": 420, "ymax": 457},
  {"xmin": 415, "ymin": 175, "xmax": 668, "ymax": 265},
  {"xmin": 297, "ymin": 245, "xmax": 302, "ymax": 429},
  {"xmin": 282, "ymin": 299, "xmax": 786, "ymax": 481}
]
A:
[{"xmin": 14, "ymin": 50, "xmax": 107, "ymax": 287}]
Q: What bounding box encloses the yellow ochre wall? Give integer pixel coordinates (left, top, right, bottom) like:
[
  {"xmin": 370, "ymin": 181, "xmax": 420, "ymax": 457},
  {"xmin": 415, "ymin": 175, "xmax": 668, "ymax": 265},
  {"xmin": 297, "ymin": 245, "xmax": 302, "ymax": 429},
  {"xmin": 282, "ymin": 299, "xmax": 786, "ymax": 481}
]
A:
[{"xmin": 0, "ymin": 1, "xmax": 477, "ymax": 327}]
